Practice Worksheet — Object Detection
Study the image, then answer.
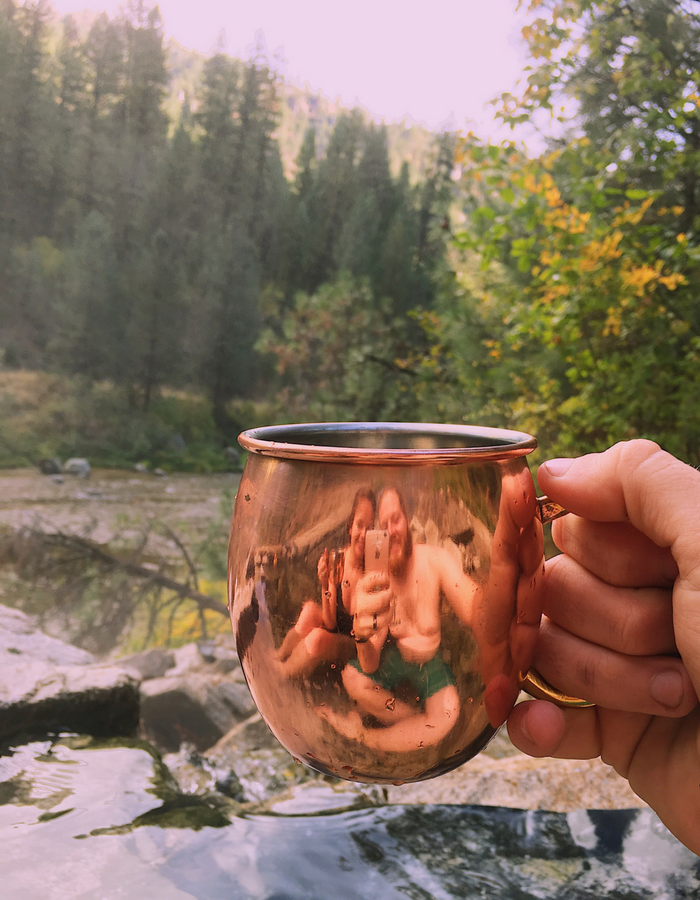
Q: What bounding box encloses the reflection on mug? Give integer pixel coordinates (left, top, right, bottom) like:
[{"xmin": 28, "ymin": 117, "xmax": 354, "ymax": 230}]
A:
[
  {"xmin": 477, "ymin": 467, "xmax": 543, "ymax": 728},
  {"xmin": 318, "ymin": 486, "xmax": 478, "ymax": 752},
  {"xmin": 274, "ymin": 488, "xmax": 377, "ymax": 678}
]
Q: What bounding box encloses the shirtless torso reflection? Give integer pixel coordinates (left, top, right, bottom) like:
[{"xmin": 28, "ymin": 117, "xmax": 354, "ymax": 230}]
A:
[
  {"xmin": 276, "ymin": 489, "xmax": 376, "ymax": 678},
  {"xmin": 319, "ymin": 487, "xmax": 480, "ymax": 752}
]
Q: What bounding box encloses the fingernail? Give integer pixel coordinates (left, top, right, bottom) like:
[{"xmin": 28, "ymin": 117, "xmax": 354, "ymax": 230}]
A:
[
  {"xmin": 650, "ymin": 669, "xmax": 684, "ymax": 709},
  {"xmin": 542, "ymin": 458, "xmax": 574, "ymax": 477},
  {"xmin": 519, "ymin": 709, "xmax": 533, "ymax": 744}
]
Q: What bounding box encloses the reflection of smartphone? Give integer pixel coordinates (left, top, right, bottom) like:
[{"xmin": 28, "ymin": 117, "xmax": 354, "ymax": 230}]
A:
[{"xmin": 365, "ymin": 529, "xmax": 389, "ymax": 574}]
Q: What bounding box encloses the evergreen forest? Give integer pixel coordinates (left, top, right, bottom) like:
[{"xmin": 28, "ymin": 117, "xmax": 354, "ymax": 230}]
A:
[{"xmin": 2, "ymin": 0, "xmax": 700, "ymax": 470}]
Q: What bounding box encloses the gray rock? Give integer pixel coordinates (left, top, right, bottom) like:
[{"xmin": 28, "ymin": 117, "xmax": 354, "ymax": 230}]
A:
[
  {"xmin": 213, "ymin": 656, "xmax": 240, "ymax": 675},
  {"xmin": 114, "ymin": 647, "xmax": 175, "ymax": 680},
  {"xmin": 39, "ymin": 457, "xmax": 62, "ymax": 475},
  {"xmin": 217, "ymin": 681, "xmax": 256, "ymax": 719},
  {"xmin": 196, "ymin": 639, "xmax": 240, "ymax": 673},
  {"xmin": 0, "ymin": 660, "xmax": 140, "ymax": 742},
  {"xmin": 170, "ymin": 642, "xmax": 206, "ymax": 675},
  {"xmin": 0, "ymin": 604, "xmax": 140, "ymax": 742},
  {"xmin": 0, "ymin": 605, "xmax": 94, "ymax": 666},
  {"xmin": 207, "ymin": 633, "xmax": 241, "ymax": 674},
  {"xmin": 197, "ymin": 639, "xmax": 217, "ymax": 662},
  {"xmin": 212, "ymin": 715, "xmax": 280, "ymax": 754},
  {"xmin": 64, "ymin": 457, "xmax": 91, "ymax": 478},
  {"xmin": 134, "ymin": 462, "xmax": 149, "ymax": 473},
  {"xmin": 140, "ymin": 673, "xmax": 243, "ymax": 752},
  {"xmin": 153, "ymin": 467, "xmax": 167, "ymax": 477},
  {"xmin": 76, "ymin": 487, "xmax": 102, "ymax": 499}
]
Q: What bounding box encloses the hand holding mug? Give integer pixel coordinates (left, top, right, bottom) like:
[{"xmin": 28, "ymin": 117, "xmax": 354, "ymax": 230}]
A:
[
  {"xmin": 507, "ymin": 440, "xmax": 700, "ymax": 854},
  {"xmin": 229, "ymin": 422, "xmax": 584, "ymax": 784}
]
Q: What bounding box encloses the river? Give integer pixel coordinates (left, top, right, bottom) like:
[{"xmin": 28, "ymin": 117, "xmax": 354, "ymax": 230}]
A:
[{"xmin": 2, "ymin": 735, "xmax": 698, "ymax": 900}]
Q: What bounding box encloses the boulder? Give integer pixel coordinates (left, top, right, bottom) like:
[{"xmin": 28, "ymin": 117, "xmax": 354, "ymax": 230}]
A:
[
  {"xmin": 140, "ymin": 673, "xmax": 248, "ymax": 752},
  {"xmin": 166, "ymin": 639, "xmax": 242, "ymax": 678},
  {"xmin": 0, "ymin": 605, "xmax": 94, "ymax": 664},
  {"xmin": 0, "ymin": 662, "xmax": 140, "ymax": 742},
  {"xmin": 0, "ymin": 605, "xmax": 255, "ymax": 762},
  {"xmin": 64, "ymin": 457, "xmax": 91, "ymax": 478},
  {"xmin": 197, "ymin": 635, "xmax": 240, "ymax": 674},
  {"xmin": 114, "ymin": 647, "xmax": 175, "ymax": 680},
  {"xmin": 216, "ymin": 681, "xmax": 257, "ymax": 719},
  {"xmin": 38, "ymin": 458, "xmax": 62, "ymax": 475},
  {"xmin": 0, "ymin": 604, "xmax": 139, "ymax": 742},
  {"xmin": 169, "ymin": 642, "xmax": 207, "ymax": 674},
  {"xmin": 135, "ymin": 636, "xmax": 250, "ymax": 753}
]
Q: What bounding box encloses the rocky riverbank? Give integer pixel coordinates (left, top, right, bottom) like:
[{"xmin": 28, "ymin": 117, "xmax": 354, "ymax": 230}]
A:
[{"xmin": 0, "ymin": 602, "xmax": 645, "ymax": 813}]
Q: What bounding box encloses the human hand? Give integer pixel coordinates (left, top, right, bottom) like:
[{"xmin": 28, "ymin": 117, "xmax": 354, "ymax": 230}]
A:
[
  {"xmin": 317, "ymin": 549, "xmax": 330, "ymax": 592},
  {"xmin": 506, "ymin": 439, "xmax": 700, "ymax": 854},
  {"xmin": 353, "ymin": 572, "xmax": 393, "ymax": 641}
]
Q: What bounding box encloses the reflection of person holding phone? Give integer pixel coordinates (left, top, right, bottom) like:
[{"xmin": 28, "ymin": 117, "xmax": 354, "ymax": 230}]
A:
[
  {"xmin": 319, "ymin": 486, "xmax": 480, "ymax": 752},
  {"xmin": 276, "ymin": 488, "xmax": 376, "ymax": 678}
]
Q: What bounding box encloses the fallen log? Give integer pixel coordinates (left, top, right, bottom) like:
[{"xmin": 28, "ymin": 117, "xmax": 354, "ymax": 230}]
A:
[{"xmin": 0, "ymin": 524, "xmax": 229, "ymax": 618}]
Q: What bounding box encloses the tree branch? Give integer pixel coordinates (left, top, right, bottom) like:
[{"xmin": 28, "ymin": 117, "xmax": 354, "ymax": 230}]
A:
[{"xmin": 4, "ymin": 526, "xmax": 229, "ymax": 618}]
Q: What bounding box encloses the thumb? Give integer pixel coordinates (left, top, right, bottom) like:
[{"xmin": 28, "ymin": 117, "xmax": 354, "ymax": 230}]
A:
[{"xmin": 537, "ymin": 439, "xmax": 700, "ymax": 687}]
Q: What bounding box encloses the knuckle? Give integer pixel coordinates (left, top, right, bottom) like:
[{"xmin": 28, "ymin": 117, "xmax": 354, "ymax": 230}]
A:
[
  {"xmin": 575, "ymin": 651, "xmax": 599, "ymax": 691},
  {"xmin": 614, "ymin": 439, "xmax": 662, "ymax": 470}
]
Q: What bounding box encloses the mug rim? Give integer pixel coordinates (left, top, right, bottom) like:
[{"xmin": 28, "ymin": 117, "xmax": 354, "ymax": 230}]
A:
[{"xmin": 237, "ymin": 422, "xmax": 537, "ymax": 465}]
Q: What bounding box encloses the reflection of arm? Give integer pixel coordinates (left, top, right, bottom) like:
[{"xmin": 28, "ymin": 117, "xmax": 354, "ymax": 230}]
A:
[
  {"xmin": 321, "ymin": 685, "xmax": 460, "ymax": 752},
  {"xmin": 317, "ymin": 550, "xmax": 337, "ymax": 631},
  {"xmin": 363, "ymin": 686, "xmax": 459, "ymax": 751},
  {"xmin": 436, "ymin": 548, "xmax": 479, "ymax": 628}
]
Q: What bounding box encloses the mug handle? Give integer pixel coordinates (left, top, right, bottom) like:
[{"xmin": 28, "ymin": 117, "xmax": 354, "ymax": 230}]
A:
[{"xmin": 519, "ymin": 497, "xmax": 594, "ymax": 709}]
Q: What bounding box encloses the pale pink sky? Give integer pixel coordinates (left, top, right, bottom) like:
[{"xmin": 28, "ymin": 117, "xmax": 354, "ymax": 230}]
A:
[{"xmin": 52, "ymin": 0, "xmax": 537, "ymax": 140}]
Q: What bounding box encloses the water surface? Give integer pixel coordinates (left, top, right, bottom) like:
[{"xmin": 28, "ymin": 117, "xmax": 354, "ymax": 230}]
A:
[{"xmin": 1, "ymin": 737, "xmax": 698, "ymax": 900}]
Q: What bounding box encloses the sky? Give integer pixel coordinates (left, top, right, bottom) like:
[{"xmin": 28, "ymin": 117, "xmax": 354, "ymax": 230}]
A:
[{"xmin": 51, "ymin": 0, "xmax": 537, "ymax": 142}]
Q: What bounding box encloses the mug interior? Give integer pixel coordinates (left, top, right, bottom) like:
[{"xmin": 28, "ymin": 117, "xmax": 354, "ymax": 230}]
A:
[{"xmin": 238, "ymin": 422, "xmax": 537, "ymax": 463}]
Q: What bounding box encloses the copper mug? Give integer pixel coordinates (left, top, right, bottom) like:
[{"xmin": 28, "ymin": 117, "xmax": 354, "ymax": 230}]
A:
[{"xmin": 228, "ymin": 423, "xmax": 587, "ymax": 785}]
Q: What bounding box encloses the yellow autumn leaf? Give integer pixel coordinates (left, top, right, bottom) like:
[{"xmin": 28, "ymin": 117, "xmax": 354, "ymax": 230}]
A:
[{"xmin": 658, "ymin": 273, "xmax": 687, "ymax": 290}]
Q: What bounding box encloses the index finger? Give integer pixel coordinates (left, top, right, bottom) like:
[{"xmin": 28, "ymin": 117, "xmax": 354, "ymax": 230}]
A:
[
  {"xmin": 551, "ymin": 517, "xmax": 677, "ymax": 588},
  {"xmin": 537, "ymin": 440, "xmax": 700, "ymax": 554}
]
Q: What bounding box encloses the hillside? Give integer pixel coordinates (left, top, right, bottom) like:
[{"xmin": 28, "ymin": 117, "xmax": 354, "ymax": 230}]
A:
[
  {"xmin": 48, "ymin": 5, "xmax": 439, "ymax": 182},
  {"xmin": 163, "ymin": 37, "xmax": 437, "ymax": 181}
]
